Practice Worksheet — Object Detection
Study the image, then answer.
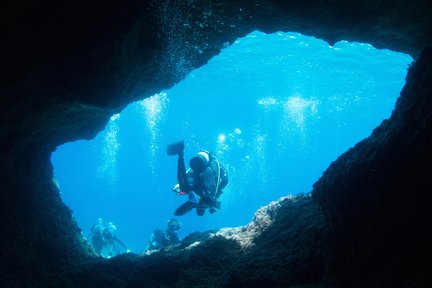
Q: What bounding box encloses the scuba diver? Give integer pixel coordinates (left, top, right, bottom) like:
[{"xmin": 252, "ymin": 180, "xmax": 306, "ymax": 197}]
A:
[
  {"xmin": 167, "ymin": 140, "xmax": 228, "ymax": 216},
  {"xmin": 90, "ymin": 218, "xmax": 128, "ymax": 258},
  {"xmin": 147, "ymin": 218, "xmax": 181, "ymax": 251}
]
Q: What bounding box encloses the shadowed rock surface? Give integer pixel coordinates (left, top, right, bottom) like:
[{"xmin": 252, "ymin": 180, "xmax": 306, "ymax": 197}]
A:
[{"xmin": 1, "ymin": 0, "xmax": 432, "ymax": 287}]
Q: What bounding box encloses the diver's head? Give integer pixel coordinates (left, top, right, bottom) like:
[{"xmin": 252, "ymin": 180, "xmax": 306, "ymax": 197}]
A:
[
  {"xmin": 189, "ymin": 151, "xmax": 209, "ymax": 173},
  {"xmin": 168, "ymin": 218, "xmax": 181, "ymax": 231},
  {"xmin": 107, "ymin": 222, "xmax": 117, "ymax": 235}
]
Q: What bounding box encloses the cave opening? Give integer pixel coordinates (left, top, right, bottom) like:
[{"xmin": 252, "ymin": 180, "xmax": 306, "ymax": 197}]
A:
[{"xmin": 50, "ymin": 31, "xmax": 412, "ymax": 257}]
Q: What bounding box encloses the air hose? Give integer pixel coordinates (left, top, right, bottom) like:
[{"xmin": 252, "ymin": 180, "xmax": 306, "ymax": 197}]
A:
[{"xmin": 214, "ymin": 156, "xmax": 221, "ymax": 197}]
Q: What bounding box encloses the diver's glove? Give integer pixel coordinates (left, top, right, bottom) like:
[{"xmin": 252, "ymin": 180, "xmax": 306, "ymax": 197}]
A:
[
  {"xmin": 172, "ymin": 184, "xmax": 181, "ymax": 194},
  {"xmin": 172, "ymin": 184, "xmax": 188, "ymax": 195}
]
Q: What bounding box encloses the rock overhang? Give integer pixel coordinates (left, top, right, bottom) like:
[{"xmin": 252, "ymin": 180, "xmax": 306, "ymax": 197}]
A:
[{"xmin": 1, "ymin": 1, "xmax": 432, "ymax": 287}]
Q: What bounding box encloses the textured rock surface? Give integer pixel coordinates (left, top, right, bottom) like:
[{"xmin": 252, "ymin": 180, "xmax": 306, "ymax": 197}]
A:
[
  {"xmin": 1, "ymin": 0, "xmax": 432, "ymax": 287},
  {"xmin": 43, "ymin": 195, "xmax": 324, "ymax": 287}
]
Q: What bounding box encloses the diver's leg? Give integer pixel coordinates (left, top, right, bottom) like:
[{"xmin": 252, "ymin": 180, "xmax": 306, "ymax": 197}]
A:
[
  {"xmin": 195, "ymin": 198, "xmax": 207, "ymax": 216},
  {"xmin": 174, "ymin": 192, "xmax": 199, "ymax": 216},
  {"xmin": 188, "ymin": 191, "xmax": 199, "ymax": 204},
  {"xmin": 196, "ymin": 207, "xmax": 205, "ymax": 216},
  {"xmin": 177, "ymin": 155, "xmax": 188, "ymax": 191},
  {"xmin": 174, "ymin": 201, "xmax": 196, "ymax": 215}
]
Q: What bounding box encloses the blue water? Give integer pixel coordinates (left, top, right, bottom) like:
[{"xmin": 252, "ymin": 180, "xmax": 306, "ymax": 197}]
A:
[{"xmin": 51, "ymin": 31, "xmax": 412, "ymax": 255}]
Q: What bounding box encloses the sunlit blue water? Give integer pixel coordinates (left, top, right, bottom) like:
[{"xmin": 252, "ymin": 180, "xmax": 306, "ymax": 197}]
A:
[{"xmin": 51, "ymin": 31, "xmax": 412, "ymax": 255}]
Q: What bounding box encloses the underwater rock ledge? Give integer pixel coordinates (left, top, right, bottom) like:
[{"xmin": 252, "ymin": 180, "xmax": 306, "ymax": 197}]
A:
[
  {"xmin": 60, "ymin": 195, "xmax": 325, "ymax": 287},
  {"xmin": 1, "ymin": 0, "xmax": 432, "ymax": 287}
]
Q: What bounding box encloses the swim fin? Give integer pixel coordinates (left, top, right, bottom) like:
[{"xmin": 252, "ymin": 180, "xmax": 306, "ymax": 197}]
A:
[
  {"xmin": 167, "ymin": 141, "xmax": 184, "ymax": 156},
  {"xmin": 174, "ymin": 201, "xmax": 196, "ymax": 216}
]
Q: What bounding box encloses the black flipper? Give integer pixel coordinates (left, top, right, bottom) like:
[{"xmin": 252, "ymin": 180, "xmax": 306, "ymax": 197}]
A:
[
  {"xmin": 167, "ymin": 141, "xmax": 184, "ymax": 156},
  {"xmin": 174, "ymin": 201, "xmax": 196, "ymax": 216}
]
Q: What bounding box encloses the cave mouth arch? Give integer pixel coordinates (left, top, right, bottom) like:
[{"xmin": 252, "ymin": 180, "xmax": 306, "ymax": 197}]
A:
[{"xmin": 51, "ymin": 31, "xmax": 412, "ymax": 256}]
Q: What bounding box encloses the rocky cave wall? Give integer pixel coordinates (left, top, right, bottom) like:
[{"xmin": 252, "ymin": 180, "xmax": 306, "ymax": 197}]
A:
[
  {"xmin": 313, "ymin": 47, "xmax": 432, "ymax": 286},
  {"xmin": 1, "ymin": 0, "xmax": 432, "ymax": 287}
]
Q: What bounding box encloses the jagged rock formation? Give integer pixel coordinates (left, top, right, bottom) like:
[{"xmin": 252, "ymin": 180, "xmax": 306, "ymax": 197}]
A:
[{"xmin": 1, "ymin": 0, "xmax": 432, "ymax": 287}]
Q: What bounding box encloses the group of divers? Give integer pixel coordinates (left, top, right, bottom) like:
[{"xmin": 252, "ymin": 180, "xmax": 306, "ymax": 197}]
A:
[{"xmin": 89, "ymin": 141, "xmax": 229, "ymax": 257}]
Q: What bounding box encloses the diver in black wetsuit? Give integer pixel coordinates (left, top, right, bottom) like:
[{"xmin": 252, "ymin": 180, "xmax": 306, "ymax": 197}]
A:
[
  {"xmin": 168, "ymin": 141, "xmax": 228, "ymax": 216},
  {"xmin": 90, "ymin": 219, "xmax": 128, "ymax": 257},
  {"xmin": 147, "ymin": 218, "xmax": 181, "ymax": 251}
]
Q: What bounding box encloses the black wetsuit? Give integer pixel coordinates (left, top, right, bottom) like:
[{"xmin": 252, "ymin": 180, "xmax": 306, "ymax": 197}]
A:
[
  {"xmin": 177, "ymin": 154, "xmax": 227, "ymax": 199},
  {"xmin": 148, "ymin": 229, "xmax": 180, "ymax": 250}
]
